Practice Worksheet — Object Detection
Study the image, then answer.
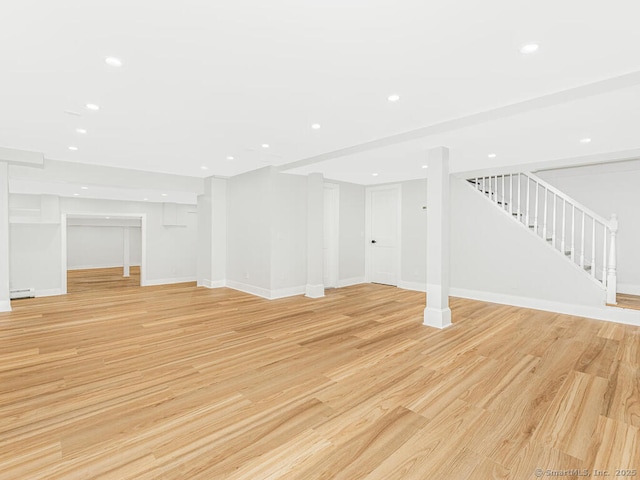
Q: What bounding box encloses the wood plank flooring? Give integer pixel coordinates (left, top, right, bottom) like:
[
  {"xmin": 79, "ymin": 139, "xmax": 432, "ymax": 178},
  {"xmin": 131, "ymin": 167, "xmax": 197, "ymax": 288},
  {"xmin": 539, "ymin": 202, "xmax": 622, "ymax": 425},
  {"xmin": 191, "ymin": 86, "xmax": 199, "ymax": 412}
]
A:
[
  {"xmin": 67, "ymin": 266, "xmax": 140, "ymax": 293},
  {"xmin": 1, "ymin": 269, "xmax": 639, "ymax": 479},
  {"xmin": 615, "ymin": 293, "xmax": 640, "ymax": 311}
]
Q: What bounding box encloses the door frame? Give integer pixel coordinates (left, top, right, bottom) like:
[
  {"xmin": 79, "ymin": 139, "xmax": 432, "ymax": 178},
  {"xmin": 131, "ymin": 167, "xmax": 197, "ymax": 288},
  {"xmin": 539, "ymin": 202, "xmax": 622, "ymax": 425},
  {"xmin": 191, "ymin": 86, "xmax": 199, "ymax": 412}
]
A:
[
  {"xmin": 61, "ymin": 213, "xmax": 147, "ymax": 294},
  {"xmin": 365, "ymin": 184, "xmax": 402, "ymax": 285},
  {"xmin": 323, "ymin": 183, "xmax": 340, "ymax": 288}
]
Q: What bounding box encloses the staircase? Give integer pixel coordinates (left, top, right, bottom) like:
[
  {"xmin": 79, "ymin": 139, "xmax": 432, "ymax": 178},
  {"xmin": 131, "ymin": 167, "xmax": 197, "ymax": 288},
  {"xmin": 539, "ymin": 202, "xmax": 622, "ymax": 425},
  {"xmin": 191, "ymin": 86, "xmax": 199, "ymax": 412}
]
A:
[{"xmin": 467, "ymin": 172, "xmax": 618, "ymax": 304}]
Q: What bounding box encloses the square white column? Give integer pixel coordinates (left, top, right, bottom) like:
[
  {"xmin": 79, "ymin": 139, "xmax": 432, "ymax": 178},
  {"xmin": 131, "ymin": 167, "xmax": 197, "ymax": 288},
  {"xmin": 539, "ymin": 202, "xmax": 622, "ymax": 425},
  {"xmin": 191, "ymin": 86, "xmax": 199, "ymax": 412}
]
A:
[{"xmin": 424, "ymin": 147, "xmax": 451, "ymax": 328}]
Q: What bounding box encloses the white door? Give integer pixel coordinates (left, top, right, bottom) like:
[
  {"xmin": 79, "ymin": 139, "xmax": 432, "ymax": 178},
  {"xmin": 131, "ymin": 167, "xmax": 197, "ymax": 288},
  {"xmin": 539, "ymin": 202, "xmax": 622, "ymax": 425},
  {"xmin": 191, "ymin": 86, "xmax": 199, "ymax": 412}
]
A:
[
  {"xmin": 323, "ymin": 184, "xmax": 339, "ymax": 288},
  {"xmin": 366, "ymin": 185, "xmax": 400, "ymax": 286}
]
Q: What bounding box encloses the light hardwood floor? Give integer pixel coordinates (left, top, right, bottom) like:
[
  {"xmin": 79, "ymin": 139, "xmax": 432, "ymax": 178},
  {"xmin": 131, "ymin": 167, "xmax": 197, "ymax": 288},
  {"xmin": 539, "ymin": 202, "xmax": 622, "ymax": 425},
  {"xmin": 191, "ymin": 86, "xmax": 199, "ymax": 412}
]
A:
[
  {"xmin": 1, "ymin": 269, "xmax": 639, "ymax": 479},
  {"xmin": 67, "ymin": 266, "xmax": 141, "ymax": 293},
  {"xmin": 615, "ymin": 294, "xmax": 640, "ymax": 311}
]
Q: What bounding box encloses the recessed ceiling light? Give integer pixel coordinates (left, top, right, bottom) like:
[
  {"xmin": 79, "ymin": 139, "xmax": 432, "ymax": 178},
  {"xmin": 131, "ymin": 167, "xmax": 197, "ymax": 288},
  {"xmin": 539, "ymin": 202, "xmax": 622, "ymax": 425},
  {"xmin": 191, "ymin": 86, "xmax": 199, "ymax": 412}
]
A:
[
  {"xmin": 488, "ymin": 153, "xmax": 497, "ymax": 158},
  {"xmin": 73, "ymin": 193, "xmax": 79, "ymax": 196},
  {"xmin": 75, "ymin": 128, "xmax": 87, "ymax": 134},
  {"xmin": 226, "ymin": 156, "xmax": 235, "ymax": 161},
  {"xmin": 104, "ymin": 56, "xmax": 122, "ymax": 67},
  {"xmin": 372, "ymin": 173, "xmax": 379, "ymax": 177},
  {"xmin": 520, "ymin": 43, "xmax": 539, "ymax": 54},
  {"xmin": 161, "ymin": 193, "xmax": 168, "ymax": 197},
  {"xmin": 580, "ymin": 138, "xmax": 592, "ymax": 143},
  {"xmin": 311, "ymin": 123, "xmax": 321, "ymax": 130},
  {"xmin": 68, "ymin": 146, "xmax": 78, "ymax": 151},
  {"xmin": 86, "ymin": 103, "xmax": 100, "ymax": 111},
  {"xmin": 106, "ymin": 216, "xmax": 111, "ymax": 219},
  {"xmin": 387, "ymin": 94, "xmax": 400, "ymax": 102},
  {"xmin": 261, "ymin": 144, "xmax": 270, "ymax": 149},
  {"xmin": 81, "ymin": 186, "xmax": 88, "ymax": 190},
  {"xmin": 64, "ymin": 110, "xmax": 82, "ymax": 117},
  {"xmin": 143, "ymin": 198, "xmax": 149, "ymax": 201},
  {"xmin": 200, "ymin": 166, "xmax": 208, "ymax": 170},
  {"xmin": 422, "ymin": 165, "xmax": 428, "ymax": 169}
]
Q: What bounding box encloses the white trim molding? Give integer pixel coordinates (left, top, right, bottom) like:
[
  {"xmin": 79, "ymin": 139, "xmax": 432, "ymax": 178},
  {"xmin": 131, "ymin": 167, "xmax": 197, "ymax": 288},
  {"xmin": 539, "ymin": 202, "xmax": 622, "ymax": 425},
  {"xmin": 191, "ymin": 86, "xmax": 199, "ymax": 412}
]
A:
[
  {"xmin": 0, "ymin": 301, "xmax": 11, "ymax": 312},
  {"xmin": 225, "ymin": 280, "xmax": 271, "ymax": 299},
  {"xmin": 60, "ymin": 214, "xmax": 67, "ymax": 294},
  {"xmin": 67, "ymin": 263, "xmax": 142, "ymax": 271},
  {"xmin": 323, "ymin": 183, "xmax": 340, "ymax": 289}
]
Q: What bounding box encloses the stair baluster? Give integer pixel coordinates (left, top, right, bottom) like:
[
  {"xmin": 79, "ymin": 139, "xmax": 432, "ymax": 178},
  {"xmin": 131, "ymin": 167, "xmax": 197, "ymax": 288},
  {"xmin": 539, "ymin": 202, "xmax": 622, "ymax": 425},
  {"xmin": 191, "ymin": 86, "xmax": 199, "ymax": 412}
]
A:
[
  {"xmin": 561, "ymin": 199, "xmax": 566, "ymax": 255},
  {"xmin": 602, "ymin": 228, "xmax": 608, "ymax": 286},
  {"xmin": 580, "ymin": 211, "xmax": 585, "ymax": 269},
  {"xmin": 534, "ymin": 182, "xmax": 539, "ymax": 233},
  {"xmin": 607, "ymin": 214, "xmax": 618, "ymax": 304},
  {"xmin": 542, "ymin": 187, "xmax": 548, "ymax": 240},
  {"xmin": 524, "ymin": 175, "xmax": 531, "ymax": 228},
  {"xmin": 591, "ymin": 220, "xmax": 596, "ymax": 279},
  {"xmin": 570, "ymin": 205, "xmax": 576, "ymax": 262}
]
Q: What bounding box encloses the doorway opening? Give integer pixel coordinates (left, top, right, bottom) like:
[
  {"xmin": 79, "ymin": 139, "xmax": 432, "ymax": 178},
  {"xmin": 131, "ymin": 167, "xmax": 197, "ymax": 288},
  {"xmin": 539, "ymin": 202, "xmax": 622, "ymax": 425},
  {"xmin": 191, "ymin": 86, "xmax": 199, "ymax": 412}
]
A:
[{"xmin": 61, "ymin": 214, "xmax": 147, "ymax": 294}]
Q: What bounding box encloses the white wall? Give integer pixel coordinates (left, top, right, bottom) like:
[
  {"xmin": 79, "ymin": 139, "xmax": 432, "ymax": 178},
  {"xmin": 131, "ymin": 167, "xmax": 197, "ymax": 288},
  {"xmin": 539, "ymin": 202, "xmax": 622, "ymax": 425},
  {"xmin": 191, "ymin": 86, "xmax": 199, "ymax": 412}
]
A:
[
  {"xmin": 9, "ymin": 224, "xmax": 62, "ymax": 296},
  {"xmin": 400, "ymin": 179, "xmax": 428, "ymax": 289},
  {"xmin": 450, "ymin": 175, "xmax": 606, "ymax": 307},
  {"xmin": 226, "ymin": 167, "xmax": 308, "ymax": 298},
  {"xmin": 330, "ymin": 180, "xmax": 366, "ymax": 286},
  {"xmin": 67, "ymin": 226, "xmax": 141, "ymax": 270},
  {"xmin": 271, "ymin": 172, "xmax": 307, "ymax": 293},
  {"xmin": 538, "ymin": 165, "xmax": 640, "ymax": 294},
  {"xmin": 226, "ymin": 167, "xmax": 273, "ymax": 293}
]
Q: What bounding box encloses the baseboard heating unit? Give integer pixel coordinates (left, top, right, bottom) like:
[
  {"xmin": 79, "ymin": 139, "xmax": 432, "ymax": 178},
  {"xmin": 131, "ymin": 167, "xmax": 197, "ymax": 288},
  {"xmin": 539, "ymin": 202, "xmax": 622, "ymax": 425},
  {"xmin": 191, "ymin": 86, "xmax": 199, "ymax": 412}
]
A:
[{"xmin": 10, "ymin": 288, "xmax": 35, "ymax": 299}]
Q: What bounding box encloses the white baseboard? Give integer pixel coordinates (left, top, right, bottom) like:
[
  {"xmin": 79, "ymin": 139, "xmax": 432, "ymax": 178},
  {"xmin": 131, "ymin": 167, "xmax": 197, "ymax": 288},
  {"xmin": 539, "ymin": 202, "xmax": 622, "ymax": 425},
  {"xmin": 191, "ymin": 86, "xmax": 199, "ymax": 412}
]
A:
[
  {"xmin": 337, "ymin": 276, "xmax": 366, "ymax": 288},
  {"xmin": 398, "ymin": 280, "xmax": 427, "ymax": 292},
  {"xmin": 271, "ymin": 285, "xmax": 306, "ymax": 299},
  {"xmin": 618, "ymin": 283, "xmax": 640, "ymax": 295},
  {"xmin": 225, "ymin": 280, "xmax": 306, "ymax": 300},
  {"xmin": 225, "ymin": 280, "xmax": 271, "ymax": 299},
  {"xmin": 37, "ymin": 288, "xmax": 63, "ymax": 298},
  {"xmin": 423, "ymin": 306, "xmax": 452, "ymax": 329},
  {"xmin": 450, "ymin": 287, "xmax": 640, "ymax": 327},
  {"xmin": 305, "ymin": 284, "xmax": 325, "ymax": 298},
  {"xmin": 0, "ymin": 300, "xmax": 11, "ymax": 312},
  {"xmin": 144, "ymin": 276, "xmax": 197, "ymax": 287},
  {"xmin": 197, "ymin": 279, "xmax": 226, "ymax": 289}
]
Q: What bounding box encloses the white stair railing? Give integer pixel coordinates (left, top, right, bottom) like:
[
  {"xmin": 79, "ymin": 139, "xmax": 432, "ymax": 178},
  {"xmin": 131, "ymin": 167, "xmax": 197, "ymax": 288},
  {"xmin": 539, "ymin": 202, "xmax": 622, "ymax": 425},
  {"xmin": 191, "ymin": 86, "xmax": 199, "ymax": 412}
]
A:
[{"xmin": 469, "ymin": 172, "xmax": 618, "ymax": 304}]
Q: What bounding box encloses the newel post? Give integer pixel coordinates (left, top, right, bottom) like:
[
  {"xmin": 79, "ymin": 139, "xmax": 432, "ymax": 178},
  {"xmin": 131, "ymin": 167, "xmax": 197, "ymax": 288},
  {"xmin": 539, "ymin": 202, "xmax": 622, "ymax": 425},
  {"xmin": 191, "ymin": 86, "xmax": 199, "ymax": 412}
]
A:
[{"xmin": 606, "ymin": 214, "xmax": 618, "ymax": 305}]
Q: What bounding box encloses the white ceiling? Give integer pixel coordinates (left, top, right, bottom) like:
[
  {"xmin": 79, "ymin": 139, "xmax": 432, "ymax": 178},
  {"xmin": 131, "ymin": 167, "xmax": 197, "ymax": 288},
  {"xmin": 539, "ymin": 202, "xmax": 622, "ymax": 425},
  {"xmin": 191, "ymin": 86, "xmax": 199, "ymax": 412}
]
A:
[{"xmin": 2, "ymin": 0, "xmax": 640, "ymax": 187}]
